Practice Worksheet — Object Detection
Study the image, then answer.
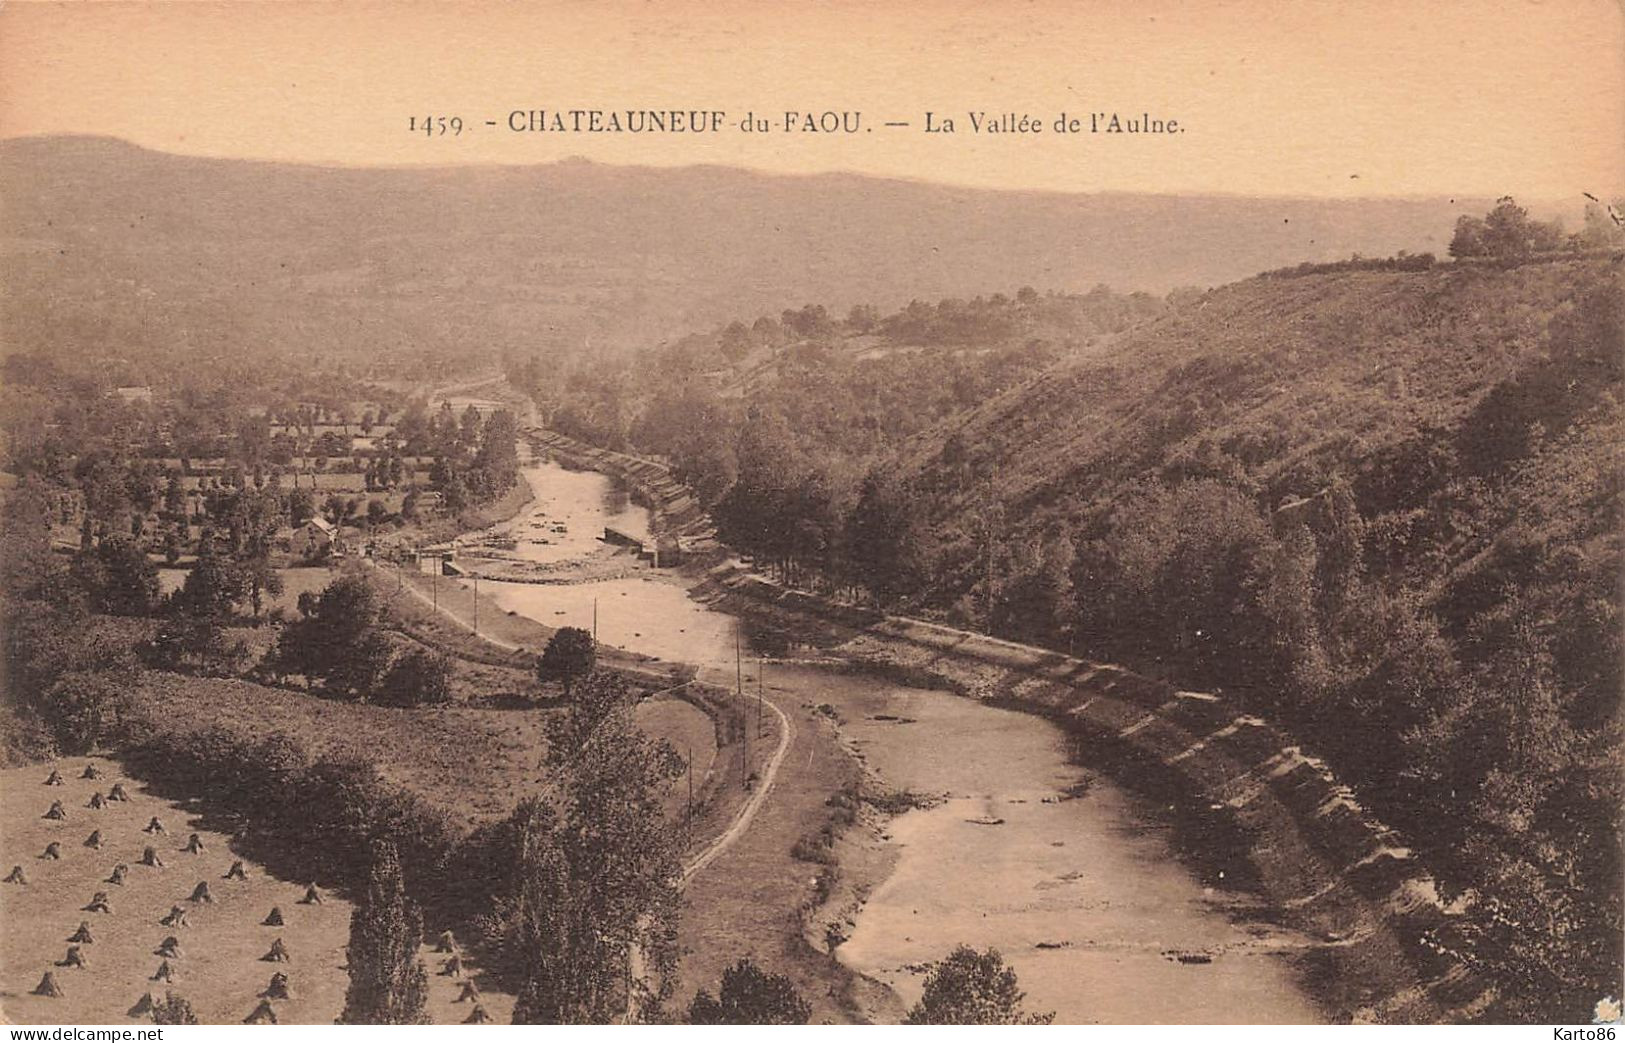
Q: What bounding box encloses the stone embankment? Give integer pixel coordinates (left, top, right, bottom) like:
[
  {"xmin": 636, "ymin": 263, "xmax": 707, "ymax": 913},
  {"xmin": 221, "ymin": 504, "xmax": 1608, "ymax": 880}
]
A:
[
  {"xmin": 692, "ymin": 563, "xmax": 1495, "ymax": 1024},
  {"xmin": 525, "ymin": 428, "xmax": 717, "ymax": 554}
]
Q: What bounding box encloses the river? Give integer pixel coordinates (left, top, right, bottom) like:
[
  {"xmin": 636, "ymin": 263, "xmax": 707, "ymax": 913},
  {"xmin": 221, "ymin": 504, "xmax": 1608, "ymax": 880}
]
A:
[{"xmin": 467, "ymin": 459, "xmax": 1321, "ymax": 1023}]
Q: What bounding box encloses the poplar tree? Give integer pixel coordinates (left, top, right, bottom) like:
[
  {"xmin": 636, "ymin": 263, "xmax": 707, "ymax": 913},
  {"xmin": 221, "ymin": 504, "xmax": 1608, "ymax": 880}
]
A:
[
  {"xmin": 339, "ymin": 842, "xmax": 429, "ymax": 1025},
  {"xmin": 509, "ymin": 672, "xmax": 684, "ymax": 1023}
]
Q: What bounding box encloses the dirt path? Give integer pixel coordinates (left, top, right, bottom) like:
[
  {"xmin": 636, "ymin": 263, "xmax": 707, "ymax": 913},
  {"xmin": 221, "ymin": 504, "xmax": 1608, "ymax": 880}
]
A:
[
  {"xmin": 681, "ymin": 684, "xmax": 792, "ymax": 886},
  {"xmin": 671, "ymin": 672, "xmax": 881, "ymax": 1024}
]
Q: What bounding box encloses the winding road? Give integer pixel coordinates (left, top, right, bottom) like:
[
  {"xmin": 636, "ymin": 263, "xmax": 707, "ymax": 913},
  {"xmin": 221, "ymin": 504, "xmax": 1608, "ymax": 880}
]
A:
[{"xmin": 367, "ymin": 559, "xmax": 794, "ymax": 884}]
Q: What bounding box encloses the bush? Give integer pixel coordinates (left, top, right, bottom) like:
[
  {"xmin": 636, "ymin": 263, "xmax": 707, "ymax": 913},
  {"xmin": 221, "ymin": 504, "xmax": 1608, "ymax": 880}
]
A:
[
  {"xmin": 377, "ymin": 649, "xmax": 455, "ymax": 707},
  {"xmin": 905, "ymin": 945, "xmax": 1052, "ymax": 1025},
  {"xmin": 687, "ymin": 959, "xmax": 811, "ymax": 1024}
]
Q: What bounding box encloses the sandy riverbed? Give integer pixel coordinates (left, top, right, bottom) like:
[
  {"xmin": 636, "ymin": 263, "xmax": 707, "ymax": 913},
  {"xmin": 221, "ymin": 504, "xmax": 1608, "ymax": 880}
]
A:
[{"xmin": 472, "ymin": 453, "xmax": 1324, "ymax": 1024}]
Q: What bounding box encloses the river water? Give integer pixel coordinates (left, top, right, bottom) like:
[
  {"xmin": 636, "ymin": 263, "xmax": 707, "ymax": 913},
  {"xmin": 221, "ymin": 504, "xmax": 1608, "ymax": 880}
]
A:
[{"xmin": 475, "ymin": 460, "xmax": 1322, "ymax": 1023}]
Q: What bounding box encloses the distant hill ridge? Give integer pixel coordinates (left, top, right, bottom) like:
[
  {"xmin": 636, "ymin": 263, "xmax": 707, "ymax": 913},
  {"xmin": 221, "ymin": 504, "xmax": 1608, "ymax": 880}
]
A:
[{"xmin": 1, "ymin": 134, "xmax": 1504, "ymax": 374}]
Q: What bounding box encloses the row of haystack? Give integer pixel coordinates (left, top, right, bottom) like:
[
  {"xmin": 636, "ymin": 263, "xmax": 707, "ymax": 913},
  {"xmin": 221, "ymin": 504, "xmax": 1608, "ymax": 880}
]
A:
[
  {"xmin": 16, "ymin": 762, "xmax": 324, "ymax": 1023},
  {"xmin": 434, "ymin": 929, "xmax": 492, "ymax": 1024}
]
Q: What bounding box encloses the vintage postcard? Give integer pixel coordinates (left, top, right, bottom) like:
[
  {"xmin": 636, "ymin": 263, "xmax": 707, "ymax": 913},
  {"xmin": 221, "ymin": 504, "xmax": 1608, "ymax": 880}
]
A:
[{"xmin": 0, "ymin": 0, "xmax": 1621, "ymax": 1029}]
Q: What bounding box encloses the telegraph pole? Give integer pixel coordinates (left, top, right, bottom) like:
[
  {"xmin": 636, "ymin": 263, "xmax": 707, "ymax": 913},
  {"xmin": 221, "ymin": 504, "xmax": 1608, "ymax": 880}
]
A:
[{"xmin": 736, "ymin": 623, "xmax": 748, "ymax": 786}]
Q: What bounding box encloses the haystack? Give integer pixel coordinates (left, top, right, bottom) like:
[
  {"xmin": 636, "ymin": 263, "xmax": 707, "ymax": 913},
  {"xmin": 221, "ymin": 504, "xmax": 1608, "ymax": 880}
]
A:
[
  {"xmin": 183, "ymin": 833, "xmax": 205, "ymax": 855},
  {"xmin": 455, "ymin": 979, "xmax": 480, "ymax": 1002},
  {"xmin": 299, "ymin": 883, "xmax": 323, "ymax": 905},
  {"xmin": 244, "ymin": 1000, "xmax": 279, "ymax": 1025},
  {"xmin": 463, "ymin": 1004, "xmax": 490, "ymax": 1024},
  {"xmin": 434, "ymin": 930, "xmax": 458, "ymax": 953},
  {"xmin": 84, "ymin": 830, "xmax": 103, "ymax": 849},
  {"xmin": 128, "ymin": 993, "xmax": 158, "ymax": 1017},
  {"xmin": 440, "ymin": 954, "xmax": 465, "ymax": 977},
  {"xmin": 154, "ymin": 937, "xmax": 182, "ymax": 959},
  {"xmin": 32, "ymin": 972, "xmax": 63, "ymax": 997},
  {"xmin": 4, "ymin": 865, "xmax": 27, "ymax": 884},
  {"xmin": 44, "ymin": 769, "xmax": 64, "ymax": 786},
  {"xmin": 67, "ymin": 921, "xmax": 95, "ymax": 944},
  {"xmin": 143, "ymin": 817, "xmax": 166, "ymax": 835},
  {"xmin": 40, "ymin": 841, "xmax": 61, "ymax": 860},
  {"xmin": 160, "ymin": 905, "xmax": 190, "ymax": 928},
  {"xmin": 57, "ymin": 946, "xmax": 87, "ymax": 970},
  {"xmin": 140, "ymin": 846, "xmax": 165, "ymax": 868},
  {"xmin": 261, "ymin": 938, "xmax": 290, "ymax": 963},
  {"xmin": 224, "ymin": 860, "xmax": 248, "ymax": 881},
  {"xmin": 108, "ymin": 783, "xmax": 131, "ymax": 801},
  {"xmin": 44, "ymin": 800, "xmax": 67, "ymax": 820},
  {"xmin": 262, "ymin": 906, "xmax": 285, "ymax": 927},
  {"xmin": 260, "ymin": 972, "xmax": 292, "ymax": 1000},
  {"xmin": 150, "ymin": 960, "xmax": 175, "ymax": 983},
  {"xmin": 188, "ymin": 881, "xmax": 214, "ymax": 904},
  {"xmin": 84, "ymin": 891, "xmax": 112, "ymax": 914},
  {"xmin": 87, "ymin": 792, "xmax": 106, "ymax": 810},
  {"xmin": 81, "ymin": 765, "xmax": 104, "ymax": 780},
  {"xmin": 107, "ymin": 863, "xmax": 129, "ymax": 885}
]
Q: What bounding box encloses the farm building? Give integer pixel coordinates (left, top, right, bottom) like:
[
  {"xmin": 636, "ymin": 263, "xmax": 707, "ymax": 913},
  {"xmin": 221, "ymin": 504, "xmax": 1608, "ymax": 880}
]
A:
[{"xmin": 288, "ymin": 517, "xmax": 341, "ymax": 561}]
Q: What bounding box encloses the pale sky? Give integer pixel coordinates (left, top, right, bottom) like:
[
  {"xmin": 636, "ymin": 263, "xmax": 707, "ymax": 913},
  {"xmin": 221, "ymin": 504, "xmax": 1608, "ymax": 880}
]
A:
[{"xmin": 1, "ymin": 0, "xmax": 1621, "ymax": 199}]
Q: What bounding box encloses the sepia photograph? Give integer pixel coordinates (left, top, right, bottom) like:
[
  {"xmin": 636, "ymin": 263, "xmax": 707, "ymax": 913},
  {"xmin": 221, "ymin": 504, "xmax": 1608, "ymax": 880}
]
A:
[{"xmin": 0, "ymin": 0, "xmax": 1621, "ymax": 1030}]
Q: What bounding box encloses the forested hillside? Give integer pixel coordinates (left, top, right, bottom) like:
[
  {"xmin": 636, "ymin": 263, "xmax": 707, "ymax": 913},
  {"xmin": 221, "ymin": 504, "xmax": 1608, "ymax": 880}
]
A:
[{"xmin": 528, "ymin": 243, "xmax": 1622, "ymax": 1020}]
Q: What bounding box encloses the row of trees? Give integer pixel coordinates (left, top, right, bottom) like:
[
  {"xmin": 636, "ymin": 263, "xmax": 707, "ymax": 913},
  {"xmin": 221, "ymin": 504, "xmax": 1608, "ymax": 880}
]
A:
[{"xmin": 1448, "ymin": 195, "xmax": 1623, "ymax": 262}]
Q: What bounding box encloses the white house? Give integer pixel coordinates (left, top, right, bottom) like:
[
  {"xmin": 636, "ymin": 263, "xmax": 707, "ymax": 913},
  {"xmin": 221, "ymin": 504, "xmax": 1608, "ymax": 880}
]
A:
[{"xmin": 289, "ymin": 517, "xmax": 340, "ymax": 561}]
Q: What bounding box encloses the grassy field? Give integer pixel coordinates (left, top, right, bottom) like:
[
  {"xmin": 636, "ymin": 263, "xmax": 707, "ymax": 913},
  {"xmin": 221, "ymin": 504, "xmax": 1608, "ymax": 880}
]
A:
[
  {"xmin": 124, "ymin": 674, "xmax": 716, "ymax": 829},
  {"xmin": 158, "ymin": 566, "xmax": 338, "ymax": 617},
  {"xmin": 0, "ymin": 757, "xmax": 514, "ymax": 1025}
]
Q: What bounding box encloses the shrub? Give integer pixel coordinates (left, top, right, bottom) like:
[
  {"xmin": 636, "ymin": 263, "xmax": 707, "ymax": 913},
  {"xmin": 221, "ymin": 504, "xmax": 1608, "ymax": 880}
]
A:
[{"xmin": 687, "ymin": 959, "xmax": 811, "ymax": 1024}]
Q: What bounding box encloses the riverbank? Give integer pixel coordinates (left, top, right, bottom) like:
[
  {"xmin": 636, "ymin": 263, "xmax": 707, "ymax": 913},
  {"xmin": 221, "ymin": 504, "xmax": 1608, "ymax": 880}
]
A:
[{"xmin": 688, "ymin": 563, "xmax": 1494, "ymax": 1024}]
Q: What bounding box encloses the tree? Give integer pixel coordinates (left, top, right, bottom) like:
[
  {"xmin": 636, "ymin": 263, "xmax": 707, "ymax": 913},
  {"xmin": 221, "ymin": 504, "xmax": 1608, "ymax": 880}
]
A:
[
  {"xmin": 1451, "ymin": 197, "xmax": 1564, "ymax": 261},
  {"xmin": 845, "ymin": 303, "xmax": 880, "ymax": 334},
  {"xmin": 171, "ymin": 540, "xmax": 247, "ymax": 621},
  {"xmin": 537, "ymin": 626, "xmax": 596, "ymax": 698},
  {"xmin": 287, "ymin": 488, "xmax": 316, "ymax": 528},
  {"xmin": 150, "ymin": 614, "xmax": 250, "ymax": 676},
  {"xmin": 162, "ymin": 525, "xmax": 184, "ymax": 565},
  {"xmin": 162, "ymin": 472, "xmax": 187, "ymax": 521},
  {"xmin": 272, "ymin": 574, "xmax": 395, "ymax": 697},
  {"xmin": 238, "ymin": 551, "xmax": 284, "ymax": 620},
  {"xmin": 718, "ymin": 321, "xmax": 753, "ymax": 365},
  {"xmin": 507, "ymin": 672, "xmax": 685, "ymax": 1024},
  {"xmin": 1448, "ymin": 214, "xmax": 1488, "ymax": 259},
  {"xmin": 377, "ymin": 649, "xmax": 454, "ymax": 707},
  {"xmin": 844, "ymin": 470, "xmax": 926, "ymax": 605},
  {"xmin": 687, "ymin": 958, "xmax": 811, "ymax": 1024},
  {"xmin": 339, "ymin": 842, "xmax": 430, "ymax": 1025},
  {"xmin": 73, "ymin": 533, "xmax": 160, "ymax": 616},
  {"xmin": 39, "ymin": 671, "xmax": 134, "ymax": 753},
  {"xmin": 904, "ymin": 946, "xmax": 1052, "ymax": 1025}
]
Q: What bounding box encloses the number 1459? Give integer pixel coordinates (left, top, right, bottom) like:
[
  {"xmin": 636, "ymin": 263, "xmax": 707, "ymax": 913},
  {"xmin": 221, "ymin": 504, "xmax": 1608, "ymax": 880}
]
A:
[{"xmin": 409, "ymin": 116, "xmax": 463, "ymax": 136}]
